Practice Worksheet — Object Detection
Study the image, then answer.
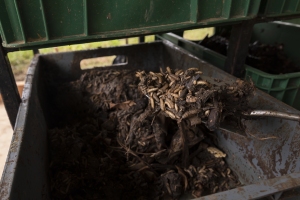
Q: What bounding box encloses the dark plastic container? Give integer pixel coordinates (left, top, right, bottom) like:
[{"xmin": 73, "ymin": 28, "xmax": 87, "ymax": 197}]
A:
[{"xmin": 1, "ymin": 41, "xmax": 300, "ymax": 199}]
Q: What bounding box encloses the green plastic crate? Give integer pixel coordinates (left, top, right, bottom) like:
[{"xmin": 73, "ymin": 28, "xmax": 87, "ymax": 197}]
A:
[
  {"xmin": 259, "ymin": 0, "xmax": 300, "ymax": 17},
  {"xmin": 158, "ymin": 22, "xmax": 300, "ymax": 110},
  {"xmin": 245, "ymin": 67, "xmax": 300, "ymax": 110},
  {"xmin": 0, "ymin": 0, "xmax": 260, "ymax": 49}
]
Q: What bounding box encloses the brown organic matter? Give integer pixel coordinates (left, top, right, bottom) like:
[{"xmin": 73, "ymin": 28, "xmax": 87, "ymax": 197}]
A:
[
  {"xmin": 200, "ymin": 35, "xmax": 300, "ymax": 74},
  {"xmin": 48, "ymin": 68, "xmax": 252, "ymax": 200}
]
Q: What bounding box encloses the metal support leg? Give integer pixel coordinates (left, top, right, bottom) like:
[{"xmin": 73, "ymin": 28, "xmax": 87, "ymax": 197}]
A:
[
  {"xmin": 33, "ymin": 49, "xmax": 39, "ymax": 55},
  {"xmin": 0, "ymin": 41, "xmax": 21, "ymax": 128},
  {"xmin": 139, "ymin": 36, "xmax": 145, "ymax": 43},
  {"xmin": 224, "ymin": 20, "xmax": 255, "ymax": 78}
]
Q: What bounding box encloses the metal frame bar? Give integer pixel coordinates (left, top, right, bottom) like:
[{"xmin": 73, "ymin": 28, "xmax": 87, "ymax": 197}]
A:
[
  {"xmin": 0, "ymin": 38, "xmax": 21, "ymax": 128},
  {"xmin": 224, "ymin": 20, "xmax": 255, "ymax": 77}
]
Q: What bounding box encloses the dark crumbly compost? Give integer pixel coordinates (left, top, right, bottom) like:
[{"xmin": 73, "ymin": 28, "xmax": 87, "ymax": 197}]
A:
[
  {"xmin": 49, "ymin": 68, "xmax": 254, "ymax": 199},
  {"xmin": 200, "ymin": 35, "xmax": 299, "ymax": 74}
]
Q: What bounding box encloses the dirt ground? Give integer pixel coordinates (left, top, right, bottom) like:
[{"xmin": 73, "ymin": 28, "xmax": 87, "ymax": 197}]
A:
[{"xmin": 0, "ymin": 104, "xmax": 12, "ymax": 175}]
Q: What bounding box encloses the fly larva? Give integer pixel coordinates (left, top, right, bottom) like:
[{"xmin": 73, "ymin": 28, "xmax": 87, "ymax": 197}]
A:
[
  {"xmin": 187, "ymin": 68, "xmax": 199, "ymax": 71},
  {"xmin": 174, "ymin": 83, "xmax": 181, "ymax": 90},
  {"xmin": 173, "ymin": 86, "xmax": 184, "ymax": 94},
  {"xmin": 205, "ymin": 110, "xmax": 210, "ymax": 116},
  {"xmin": 169, "ymin": 81, "xmax": 176, "ymax": 87},
  {"xmin": 147, "ymin": 88, "xmax": 158, "ymax": 93},
  {"xmin": 205, "ymin": 103, "xmax": 214, "ymax": 107},
  {"xmin": 184, "ymin": 169, "xmax": 193, "ymax": 177},
  {"xmin": 151, "ymin": 76, "xmax": 158, "ymax": 80},
  {"xmin": 150, "ymin": 72, "xmax": 163, "ymax": 83},
  {"xmin": 153, "ymin": 93, "xmax": 159, "ymax": 102},
  {"xmin": 112, "ymin": 71, "xmax": 121, "ymax": 75},
  {"xmin": 196, "ymin": 80, "xmax": 208, "ymax": 85},
  {"xmin": 171, "ymin": 93, "xmax": 179, "ymax": 98},
  {"xmin": 160, "ymin": 98, "xmax": 165, "ymax": 111},
  {"xmin": 166, "ymin": 66, "xmax": 172, "ymax": 74},
  {"xmin": 221, "ymin": 172, "xmax": 226, "ymax": 178},
  {"xmin": 185, "ymin": 76, "xmax": 191, "ymax": 80},
  {"xmin": 150, "ymin": 94, "xmax": 155, "ymax": 109},
  {"xmin": 159, "ymin": 83, "xmax": 169, "ymax": 92},
  {"xmin": 188, "ymin": 116, "xmax": 202, "ymax": 126},
  {"xmin": 157, "ymin": 76, "xmax": 163, "ymax": 83},
  {"xmin": 139, "ymin": 85, "xmax": 147, "ymax": 90},
  {"xmin": 175, "ymin": 103, "xmax": 178, "ymax": 112},
  {"xmin": 138, "ymin": 141, "xmax": 146, "ymax": 146},
  {"xmin": 213, "ymin": 186, "xmax": 219, "ymax": 193},
  {"xmin": 166, "ymin": 184, "xmax": 172, "ymax": 195},
  {"xmin": 160, "ymin": 67, "xmax": 165, "ymax": 75},
  {"xmin": 225, "ymin": 183, "xmax": 229, "ymax": 189},
  {"xmin": 226, "ymin": 168, "xmax": 231, "ymax": 175},
  {"xmin": 167, "ymin": 75, "xmax": 176, "ymax": 82},
  {"xmin": 175, "ymin": 69, "xmax": 183, "ymax": 75},
  {"xmin": 173, "ymin": 88, "xmax": 180, "ymax": 94},
  {"xmin": 165, "ymin": 110, "xmax": 176, "ymax": 119},
  {"xmin": 150, "ymin": 98, "xmax": 155, "ymax": 109},
  {"xmin": 168, "ymin": 86, "xmax": 175, "ymax": 93},
  {"xmin": 165, "ymin": 98, "xmax": 174, "ymax": 109},
  {"xmin": 135, "ymin": 71, "xmax": 142, "ymax": 77},
  {"xmin": 149, "ymin": 71, "xmax": 156, "ymax": 76},
  {"xmin": 169, "ymin": 74, "xmax": 180, "ymax": 81},
  {"xmin": 182, "ymin": 109, "xmax": 199, "ymax": 119},
  {"xmin": 167, "ymin": 108, "xmax": 180, "ymax": 118},
  {"xmin": 207, "ymin": 147, "xmax": 226, "ymax": 158},
  {"xmin": 195, "ymin": 71, "xmax": 203, "ymax": 74}
]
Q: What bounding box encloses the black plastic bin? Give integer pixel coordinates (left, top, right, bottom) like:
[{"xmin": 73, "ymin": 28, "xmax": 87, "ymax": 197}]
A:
[{"xmin": 1, "ymin": 41, "xmax": 300, "ymax": 199}]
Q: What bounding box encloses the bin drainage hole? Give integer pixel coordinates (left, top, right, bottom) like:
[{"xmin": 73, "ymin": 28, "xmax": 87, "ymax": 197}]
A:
[{"xmin": 80, "ymin": 55, "xmax": 128, "ymax": 70}]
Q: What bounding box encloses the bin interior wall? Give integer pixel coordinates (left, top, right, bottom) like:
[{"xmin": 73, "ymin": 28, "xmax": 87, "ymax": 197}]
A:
[{"xmin": 2, "ymin": 58, "xmax": 50, "ymax": 199}]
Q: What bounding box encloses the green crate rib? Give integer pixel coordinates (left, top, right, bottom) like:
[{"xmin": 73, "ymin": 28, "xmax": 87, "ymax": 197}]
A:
[{"xmin": 0, "ymin": 0, "xmax": 260, "ymax": 49}]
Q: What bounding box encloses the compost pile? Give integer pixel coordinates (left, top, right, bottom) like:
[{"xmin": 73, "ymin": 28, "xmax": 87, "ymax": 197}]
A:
[
  {"xmin": 200, "ymin": 35, "xmax": 299, "ymax": 74},
  {"xmin": 49, "ymin": 67, "xmax": 254, "ymax": 200}
]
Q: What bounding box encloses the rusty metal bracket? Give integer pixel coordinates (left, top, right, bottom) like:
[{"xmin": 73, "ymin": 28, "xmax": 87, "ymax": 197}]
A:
[
  {"xmin": 0, "ymin": 39, "xmax": 21, "ymax": 128},
  {"xmin": 224, "ymin": 20, "xmax": 255, "ymax": 78}
]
